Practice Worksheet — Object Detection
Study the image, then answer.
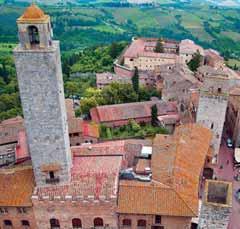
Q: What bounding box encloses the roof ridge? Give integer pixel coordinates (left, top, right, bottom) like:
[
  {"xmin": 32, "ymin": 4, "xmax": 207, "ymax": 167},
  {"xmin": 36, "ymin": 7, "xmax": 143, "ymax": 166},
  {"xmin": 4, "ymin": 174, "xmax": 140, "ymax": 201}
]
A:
[{"xmin": 173, "ymin": 188, "xmax": 197, "ymax": 216}]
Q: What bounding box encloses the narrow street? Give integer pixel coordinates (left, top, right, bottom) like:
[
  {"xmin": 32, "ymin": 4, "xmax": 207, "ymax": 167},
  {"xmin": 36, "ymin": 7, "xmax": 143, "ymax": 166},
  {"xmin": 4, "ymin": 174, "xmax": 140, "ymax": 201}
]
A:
[{"xmin": 214, "ymin": 142, "xmax": 240, "ymax": 229}]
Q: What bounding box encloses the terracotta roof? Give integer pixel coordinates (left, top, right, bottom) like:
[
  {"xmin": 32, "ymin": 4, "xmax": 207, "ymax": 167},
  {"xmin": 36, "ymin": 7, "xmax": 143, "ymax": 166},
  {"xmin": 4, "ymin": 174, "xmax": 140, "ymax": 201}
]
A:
[
  {"xmin": 0, "ymin": 167, "xmax": 34, "ymax": 207},
  {"xmin": 15, "ymin": 130, "xmax": 30, "ymax": 163},
  {"xmin": 68, "ymin": 117, "xmax": 83, "ymax": 134},
  {"xmin": 118, "ymin": 180, "xmax": 195, "ymax": 216},
  {"xmin": 123, "ymin": 38, "xmax": 179, "ymax": 59},
  {"xmin": 65, "ymin": 99, "xmax": 75, "ymax": 119},
  {"xmin": 37, "ymin": 155, "xmax": 122, "ymax": 199},
  {"xmin": 72, "ymin": 141, "xmax": 126, "ymax": 156},
  {"xmin": 90, "ymin": 100, "xmax": 178, "ymax": 123},
  {"xmin": 0, "ymin": 116, "xmax": 24, "ymax": 145},
  {"xmin": 118, "ymin": 124, "xmax": 212, "ymax": 217},
  {"xmin": 17, "ymin": 4, "xmax": 49, "ymax": 22},
  {"xmin": 83, "ymin": 122, "xmax": 99, "ymax": 138},
  {"xmin": 152, "ymin": 124, "xmax": 212, "ymax": 215}
]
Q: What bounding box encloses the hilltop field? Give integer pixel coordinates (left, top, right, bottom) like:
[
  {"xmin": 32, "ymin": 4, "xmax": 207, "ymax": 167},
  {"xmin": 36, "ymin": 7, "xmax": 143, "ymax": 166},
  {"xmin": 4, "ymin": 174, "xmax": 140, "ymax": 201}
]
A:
[{"xmin": 0, "ymin": 2, "xmax": 240, "ymax": 61}]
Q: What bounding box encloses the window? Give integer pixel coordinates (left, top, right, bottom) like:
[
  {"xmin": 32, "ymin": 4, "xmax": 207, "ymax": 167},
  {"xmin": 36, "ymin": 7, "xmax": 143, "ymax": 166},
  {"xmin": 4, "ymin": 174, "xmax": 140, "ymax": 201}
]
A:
[
  {"xmin": 28, "ymin": 26, "xmax": 40, "ymax": 45},
  {"xmin": 218, "ymin": 88, "xmax": 222, "ymax": 93},
  {"xmin": 94, "ymin": 217, "xmax": 104, "ymax": 227},
  {"xmin": 50, "ymin": 218, "xmax": 60, "ymax": 229},
  {"xmin": 4, "ymin": 220, "xmax": 12, "ymax": 226},
  {"xmin": 137, "ymin": 219, "xmax": 146, "ymax": 227},
  {"xmin": 211, "ymin": 123, "xmax": 214, "ymax": 129},
  {"xmin": 122, "ymin": 219, "xmax": 131, "ymax": 226},
  {"xmin": 49, "ymin": 171, "xmax": 55, "ymax": 179},
  {"xmin": 21, "ymin": 220, "xmax": 30, "ymax": 226},
  {"xmin": 17, "ymin": 207, "xmax": 27, "ymax": 214},
  {"xmin": 0, "ymin": 208, "xmax": 8, "ymax": 214},
  {"xmin": 72, "ymin": 218, "xmax": 82, "ymax": 228},
  {"xmin": 155, "ymin": 215, "xmax": 162, "ymax": 224}
]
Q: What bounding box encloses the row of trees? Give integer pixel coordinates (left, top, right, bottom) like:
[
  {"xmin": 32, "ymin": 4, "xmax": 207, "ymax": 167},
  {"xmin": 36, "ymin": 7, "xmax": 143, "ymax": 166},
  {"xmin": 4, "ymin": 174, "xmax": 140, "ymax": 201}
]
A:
[{"xmin": 77, "ymin": 82, "xmax": 160, "ymax": 117}]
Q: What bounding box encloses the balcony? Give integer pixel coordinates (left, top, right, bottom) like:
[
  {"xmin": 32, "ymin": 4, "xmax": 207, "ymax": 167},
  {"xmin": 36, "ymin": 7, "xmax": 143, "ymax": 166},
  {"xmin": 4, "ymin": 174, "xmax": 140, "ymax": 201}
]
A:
[{"xmin": 46, "ymin": 177, "xmax": 60, "ymax": 184}]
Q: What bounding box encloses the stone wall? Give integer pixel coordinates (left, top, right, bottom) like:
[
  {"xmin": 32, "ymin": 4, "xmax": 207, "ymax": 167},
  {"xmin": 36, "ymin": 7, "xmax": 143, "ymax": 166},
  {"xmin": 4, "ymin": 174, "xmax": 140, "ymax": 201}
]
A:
[
  {"xmin": 197, "ymin": 95, "xmax": 228, "ymax": 159},
  {"xmin": 198, "ymin": 204, "xmax": 231, "ymax": 229}
]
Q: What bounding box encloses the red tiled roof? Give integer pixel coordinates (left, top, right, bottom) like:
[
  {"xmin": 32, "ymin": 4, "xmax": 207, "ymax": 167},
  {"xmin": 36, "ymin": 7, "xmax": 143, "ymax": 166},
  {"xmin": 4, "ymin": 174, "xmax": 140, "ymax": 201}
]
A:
[
  {"xmin": 123, "ymin": 38, "xmax": 179, "ymax": 59},
  {"xmin": 90, "ymin": 100, "xmax": 178, "ymax": 123},
  {"xmin": 118, "ymin": 180, "xmax": 196, "ymax": 216},
  {"xmin": 71, "ymin": 141, "xmax": 126, "ymax": 156},
  {"xmin": 65, "ymin": 99, "xmax": 75, "ymax": 119},
  {"xmin": 37, "ymin": 155, "xmax": 122, "ymax": 199},
  {"xmin": 15, "ymin": 130, "xmax": 30, "ymax": 163},
  {"xmin": 0, "ymin": 116, "xmax": 24, "ymax": 145},
  {"xmin": 118, "ymin": 124, "xmax": 212, "ymax": 217},
  {"xmin": 0, "ymin": 167, "xmax": 34, "ymax": 207}
]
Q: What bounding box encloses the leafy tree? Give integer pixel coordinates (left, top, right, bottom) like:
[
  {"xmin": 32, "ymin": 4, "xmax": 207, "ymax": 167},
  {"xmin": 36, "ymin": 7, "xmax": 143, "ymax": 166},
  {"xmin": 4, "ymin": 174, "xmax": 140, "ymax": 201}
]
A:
[
  {"xmin": 101, "ymin": 82, "xmax": 138, "ymax": 105},
  {"xmin": 80, "ymin": 97, "xmax": 98, "ymax": 116},
  {"xmin": 65, "ymin": 81, "xmax": 78, "ymax": 98},
  {"xmin": 151, "ymin": 104, "xmax": 158, "ymax": 127},
  {"xmin": 155, "ymin": 39, "xmax": 164, "ymax": 53},
  {"xmin": 132, "ymin": 67, "xmax": 139, "ymax": 95},
  {"xmin": 187, "ymin": 51, "xmax": 202, "ymax": 72}
]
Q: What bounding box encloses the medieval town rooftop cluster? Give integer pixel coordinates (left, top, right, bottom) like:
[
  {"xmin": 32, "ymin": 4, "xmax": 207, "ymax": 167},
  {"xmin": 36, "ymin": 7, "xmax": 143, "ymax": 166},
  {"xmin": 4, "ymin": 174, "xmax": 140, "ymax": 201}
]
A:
[{"xmin": 0, "ymin": 3, "xmax": 240, "ymax": 229}]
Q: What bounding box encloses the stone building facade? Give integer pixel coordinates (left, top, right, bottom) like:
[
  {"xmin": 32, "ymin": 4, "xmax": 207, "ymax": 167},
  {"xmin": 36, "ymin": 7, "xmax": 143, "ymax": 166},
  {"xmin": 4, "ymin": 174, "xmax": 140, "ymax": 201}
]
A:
[
  {"xmin": 196, "ymin": 72, "xmax": 229, "ymax": 162},
  {"xmin": 225, "ymin": 88, "xmax": 240, "ymax": 147},
  {"xmin": 14, "ymin": 4, "xmax": 72, "ymax": 187}
]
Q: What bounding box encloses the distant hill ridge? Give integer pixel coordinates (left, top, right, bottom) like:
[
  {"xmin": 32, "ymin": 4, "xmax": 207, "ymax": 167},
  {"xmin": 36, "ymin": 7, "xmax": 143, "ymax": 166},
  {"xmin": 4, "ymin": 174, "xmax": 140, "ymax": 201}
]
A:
[{"xmin": 7, "ymin": 0, "xmax": 240, "ymax": 7}]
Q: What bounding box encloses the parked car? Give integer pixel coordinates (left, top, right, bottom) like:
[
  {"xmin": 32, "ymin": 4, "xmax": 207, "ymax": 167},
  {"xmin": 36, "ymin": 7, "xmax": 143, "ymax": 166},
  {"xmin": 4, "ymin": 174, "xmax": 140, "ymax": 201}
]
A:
[
  {"xmin": 119, "ymin": 170, "xmax": 135, "ymax": 180},
  {"xmin": 227, "ymin": 138, "xmax": 233, "ymax": 148}
]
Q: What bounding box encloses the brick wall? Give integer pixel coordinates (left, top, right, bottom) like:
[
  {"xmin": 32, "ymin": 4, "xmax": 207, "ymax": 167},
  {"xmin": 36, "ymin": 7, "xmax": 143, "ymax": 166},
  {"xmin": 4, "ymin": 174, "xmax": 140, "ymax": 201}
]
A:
[
  {"xmin": 0, "ymin": 207, "xmax": 36, "ymax": 229},
  {"xmin": 119, "ymin": 214, "xmax": 191, "ymax": 229},
  {"xmin": 32, "ymin": 199, "xmax": 118, "ymax": 229}
]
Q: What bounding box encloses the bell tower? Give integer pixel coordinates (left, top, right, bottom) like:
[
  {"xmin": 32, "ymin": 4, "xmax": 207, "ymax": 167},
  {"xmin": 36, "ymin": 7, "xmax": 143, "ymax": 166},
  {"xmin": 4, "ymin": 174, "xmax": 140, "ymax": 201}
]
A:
[{"xmin": 14, "ymin": 4, "xmax": 72, "ymax": 187}]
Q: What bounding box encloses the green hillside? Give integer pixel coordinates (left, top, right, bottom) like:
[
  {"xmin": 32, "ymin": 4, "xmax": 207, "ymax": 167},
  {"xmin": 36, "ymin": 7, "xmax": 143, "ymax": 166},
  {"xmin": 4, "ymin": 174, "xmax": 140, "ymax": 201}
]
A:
[{"xmin": 0, "ymin": 3, "xmax": 239, "ymax": 59}]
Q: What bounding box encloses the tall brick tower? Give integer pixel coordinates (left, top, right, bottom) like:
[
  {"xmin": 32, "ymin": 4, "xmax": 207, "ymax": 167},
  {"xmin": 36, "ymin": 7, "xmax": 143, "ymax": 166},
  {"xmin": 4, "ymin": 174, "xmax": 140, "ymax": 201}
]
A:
[
  {"xmin": 197, "ymin": 69, "xmax": 229, "ymax": 163},
  {"xmin": 13, "ymin": 4, "xmax": 72, "ymax": 186}
]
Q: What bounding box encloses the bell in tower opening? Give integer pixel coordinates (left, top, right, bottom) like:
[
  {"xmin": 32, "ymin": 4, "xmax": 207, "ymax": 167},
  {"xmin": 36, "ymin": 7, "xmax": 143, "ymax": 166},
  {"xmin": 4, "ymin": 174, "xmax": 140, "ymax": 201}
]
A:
[{"xmin": 17, "ymin": 3, "xmax": 53, "ymax": 49}]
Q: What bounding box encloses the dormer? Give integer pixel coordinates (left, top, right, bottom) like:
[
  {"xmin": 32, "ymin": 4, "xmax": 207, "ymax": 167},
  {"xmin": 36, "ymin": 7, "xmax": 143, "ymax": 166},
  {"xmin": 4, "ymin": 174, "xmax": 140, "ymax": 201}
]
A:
[{"xmin": 17, "ymin": 4, "xmax": 53, "ymax": 50}]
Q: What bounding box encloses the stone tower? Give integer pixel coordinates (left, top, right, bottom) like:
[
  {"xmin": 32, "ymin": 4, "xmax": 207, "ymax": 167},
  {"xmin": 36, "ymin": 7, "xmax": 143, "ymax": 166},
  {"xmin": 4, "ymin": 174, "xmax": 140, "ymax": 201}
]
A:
[
  {"xmin": 197, "ymin": 68, "xmax": 229, "ymax": 163},
  {"xmin": 13, "ymin": 4, "xmax": 72, "ymax": 186}
]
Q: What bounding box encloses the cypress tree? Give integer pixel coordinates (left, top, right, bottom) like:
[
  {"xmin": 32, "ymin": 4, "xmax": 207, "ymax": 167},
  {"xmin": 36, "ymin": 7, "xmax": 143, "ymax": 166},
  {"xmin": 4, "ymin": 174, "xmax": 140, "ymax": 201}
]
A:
[
  {"xmin": 132, "ymin": 66, "xmax": 139, "ymax": 94},
  {"xmin": 151, "ymin": 104, "xmax": 158, "ymax": 126}
]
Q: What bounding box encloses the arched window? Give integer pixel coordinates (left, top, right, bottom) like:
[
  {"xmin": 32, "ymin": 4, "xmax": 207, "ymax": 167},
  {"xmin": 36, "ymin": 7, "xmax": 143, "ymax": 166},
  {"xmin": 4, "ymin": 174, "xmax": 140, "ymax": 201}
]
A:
[
  {"xmin": 4, "ymin": 220, "xmax": 12, "ymax": 226},
  {"xmin": 72, "ymin": 218, "xmax": 82, "ymax": 228},
  {"xmin": 50, "ymin": 218, "xmax": 60, "ymax": 229},
  {"xmin": 28, "ymin": 26, "xmax": 40, "ymax": 45},
  {"xmin": 122, "ymin": 219, "xmax": 131, "ymax": 226},
  {"xmin": 94, "ymin": 217, "xmax": 104, "ymax": 227},
  {"xmin": 21, "ymin": 220, "xmax": 30, "ymax": 226},
  {"xmin": 137, "ymin": 219, "xmax": 146, "ymax": 227}
]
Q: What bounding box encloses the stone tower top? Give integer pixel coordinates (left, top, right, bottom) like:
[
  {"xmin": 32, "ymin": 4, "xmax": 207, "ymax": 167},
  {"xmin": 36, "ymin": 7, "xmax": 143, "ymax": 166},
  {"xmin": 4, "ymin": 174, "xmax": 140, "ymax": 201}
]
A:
[
  {"xmin": 17, "ymin": 3, "xmax": 49, "ymax": 23},
  {"xmin": 16, "ymin": 4, "xmax": 53, "ymax": 50}
]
